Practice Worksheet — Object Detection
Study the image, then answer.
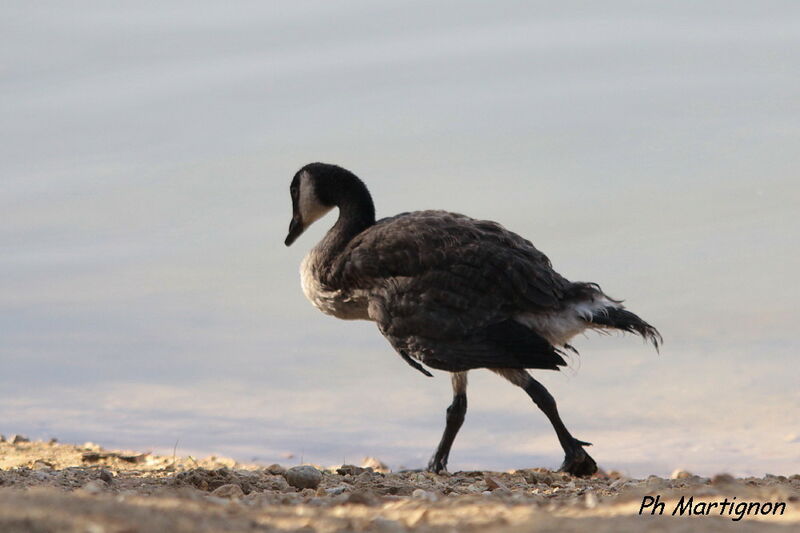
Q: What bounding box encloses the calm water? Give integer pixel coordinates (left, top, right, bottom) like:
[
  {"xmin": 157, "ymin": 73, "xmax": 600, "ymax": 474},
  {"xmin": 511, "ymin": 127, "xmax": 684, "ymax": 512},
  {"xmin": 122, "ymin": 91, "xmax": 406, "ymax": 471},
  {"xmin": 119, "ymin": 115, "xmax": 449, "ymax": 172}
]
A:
[{"xmin": 2, "ymin": 1, "xmax": 799, "ymax": 477}]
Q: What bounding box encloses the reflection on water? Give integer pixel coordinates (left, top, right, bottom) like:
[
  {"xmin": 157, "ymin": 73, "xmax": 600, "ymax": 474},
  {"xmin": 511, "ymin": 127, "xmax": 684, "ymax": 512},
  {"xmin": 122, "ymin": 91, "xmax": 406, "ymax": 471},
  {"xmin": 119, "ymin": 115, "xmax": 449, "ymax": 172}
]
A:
[{"xmin": 1, "ymin": 1, "xmax": 799, "ymax": 477}]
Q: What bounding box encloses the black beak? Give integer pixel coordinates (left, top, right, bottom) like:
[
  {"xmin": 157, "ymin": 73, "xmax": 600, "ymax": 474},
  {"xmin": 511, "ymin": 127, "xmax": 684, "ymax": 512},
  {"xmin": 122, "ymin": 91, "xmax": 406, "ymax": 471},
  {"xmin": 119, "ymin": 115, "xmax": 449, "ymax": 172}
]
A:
[{"xmin": 285, "ymin": 216, "xmax": 303, "ymax": 246}]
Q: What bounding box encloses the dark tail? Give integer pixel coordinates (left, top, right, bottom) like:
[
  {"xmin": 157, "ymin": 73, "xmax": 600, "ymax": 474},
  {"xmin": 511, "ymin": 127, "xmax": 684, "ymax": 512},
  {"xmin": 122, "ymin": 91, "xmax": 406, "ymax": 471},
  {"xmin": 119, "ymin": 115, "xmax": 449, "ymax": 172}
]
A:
[{"xmin": 590, "ymin": 307, "xmax": 662, "ymax": 352}]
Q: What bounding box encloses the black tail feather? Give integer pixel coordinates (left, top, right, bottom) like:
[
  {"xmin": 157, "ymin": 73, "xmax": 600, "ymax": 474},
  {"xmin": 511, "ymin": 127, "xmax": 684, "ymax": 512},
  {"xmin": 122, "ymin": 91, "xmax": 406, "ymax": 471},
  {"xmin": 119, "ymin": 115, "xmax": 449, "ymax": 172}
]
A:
[
  {"xmin": 590, "ymin": 307, "xmax": 662, "ymax": 351},
  {"xmin": 484, "ymin": 319, "xmax": 568, "ymax": 370}
]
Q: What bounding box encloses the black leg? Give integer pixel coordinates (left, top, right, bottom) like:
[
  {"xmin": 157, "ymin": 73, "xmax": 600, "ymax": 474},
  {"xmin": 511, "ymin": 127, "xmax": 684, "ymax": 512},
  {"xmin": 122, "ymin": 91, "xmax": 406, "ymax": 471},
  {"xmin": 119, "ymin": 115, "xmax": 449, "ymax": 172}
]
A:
[
  {"xmin": 492, "ymin": 368, "xmax": 597, "ymax": 477},
  {"xmin": 427, "ymin": 372, "xmax": 468, "ymax": 473},
  {"xmin": 522, "ymin": 376, "xmax": 597, "ymax": 476}
]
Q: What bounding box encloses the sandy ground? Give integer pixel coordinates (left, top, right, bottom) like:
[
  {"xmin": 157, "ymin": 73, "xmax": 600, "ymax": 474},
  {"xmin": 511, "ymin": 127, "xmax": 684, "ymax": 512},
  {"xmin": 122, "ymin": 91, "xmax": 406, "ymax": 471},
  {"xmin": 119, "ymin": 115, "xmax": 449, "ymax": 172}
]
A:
[{"xmin": 0, "ymin": 435, "xmax": 798, "ymax": 532}]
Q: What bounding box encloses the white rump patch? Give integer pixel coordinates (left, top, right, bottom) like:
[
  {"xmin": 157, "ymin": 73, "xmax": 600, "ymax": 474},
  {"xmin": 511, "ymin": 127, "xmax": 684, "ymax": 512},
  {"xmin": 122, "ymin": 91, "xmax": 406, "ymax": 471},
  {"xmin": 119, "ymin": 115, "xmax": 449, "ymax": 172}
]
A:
[{"xmin": 514, "ymin": 296, "xmax": 620, "ymax": 346}]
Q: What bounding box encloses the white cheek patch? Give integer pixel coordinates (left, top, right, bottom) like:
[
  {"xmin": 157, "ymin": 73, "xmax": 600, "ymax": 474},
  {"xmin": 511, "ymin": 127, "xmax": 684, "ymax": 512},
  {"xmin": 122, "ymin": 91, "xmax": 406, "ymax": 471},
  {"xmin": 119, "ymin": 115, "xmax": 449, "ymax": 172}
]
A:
[{"xmin": 299, "ymin": 171, "xmax": 333, "ymax": 225}]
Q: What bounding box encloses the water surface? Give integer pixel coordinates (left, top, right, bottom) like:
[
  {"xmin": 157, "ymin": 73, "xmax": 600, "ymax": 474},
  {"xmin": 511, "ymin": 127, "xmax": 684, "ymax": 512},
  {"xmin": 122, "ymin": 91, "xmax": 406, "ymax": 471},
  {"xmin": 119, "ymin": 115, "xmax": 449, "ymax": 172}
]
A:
[{"xmin": 2, "ymin": 1, "xmax": 799, "ymax": 477}]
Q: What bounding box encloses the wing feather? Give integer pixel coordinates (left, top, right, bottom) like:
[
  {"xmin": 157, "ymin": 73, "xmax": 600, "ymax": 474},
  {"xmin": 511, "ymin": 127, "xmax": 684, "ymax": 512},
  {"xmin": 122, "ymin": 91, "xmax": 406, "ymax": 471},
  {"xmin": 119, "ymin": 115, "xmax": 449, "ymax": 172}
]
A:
[{"xmin": 325, "ymin": 211, "xmax": 570, "ymax": 372}]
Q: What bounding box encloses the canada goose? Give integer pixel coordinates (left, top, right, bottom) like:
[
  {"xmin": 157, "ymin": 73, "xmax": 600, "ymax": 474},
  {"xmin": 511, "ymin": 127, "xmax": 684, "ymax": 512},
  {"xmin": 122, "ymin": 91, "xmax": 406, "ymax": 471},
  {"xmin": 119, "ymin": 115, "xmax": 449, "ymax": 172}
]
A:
[{"xmin": 285, "ymin": 162, "xmax": 661, "ymax": 476}]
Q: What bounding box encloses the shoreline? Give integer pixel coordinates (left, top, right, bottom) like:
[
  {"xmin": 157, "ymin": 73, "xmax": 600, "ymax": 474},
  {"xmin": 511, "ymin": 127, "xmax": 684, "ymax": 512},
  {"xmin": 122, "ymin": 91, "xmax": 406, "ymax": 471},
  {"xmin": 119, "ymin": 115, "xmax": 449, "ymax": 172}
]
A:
[{"xmin": 1, "ymin": 436, "xmax": 797, "ymax": 532}]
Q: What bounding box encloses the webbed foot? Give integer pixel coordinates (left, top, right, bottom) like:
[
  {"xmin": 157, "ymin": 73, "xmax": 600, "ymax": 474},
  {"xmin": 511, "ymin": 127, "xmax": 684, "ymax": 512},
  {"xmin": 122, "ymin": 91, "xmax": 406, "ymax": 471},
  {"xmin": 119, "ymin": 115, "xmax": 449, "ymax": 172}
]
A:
[
  {"xmin": 427, "ymin": 457, "xmax": 448, "ymax": 474},
  {"xmin": 559, "ymin": 441, "xmax": 597, "ymax": 477}
]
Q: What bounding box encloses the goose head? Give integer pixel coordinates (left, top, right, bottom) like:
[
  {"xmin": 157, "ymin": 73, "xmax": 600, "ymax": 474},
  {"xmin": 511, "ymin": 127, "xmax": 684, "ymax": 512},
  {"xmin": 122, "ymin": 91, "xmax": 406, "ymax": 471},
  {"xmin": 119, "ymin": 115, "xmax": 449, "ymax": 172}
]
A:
[{"xmin": 284, "ymin": 163, "xmax": 337, "ymax": 246}]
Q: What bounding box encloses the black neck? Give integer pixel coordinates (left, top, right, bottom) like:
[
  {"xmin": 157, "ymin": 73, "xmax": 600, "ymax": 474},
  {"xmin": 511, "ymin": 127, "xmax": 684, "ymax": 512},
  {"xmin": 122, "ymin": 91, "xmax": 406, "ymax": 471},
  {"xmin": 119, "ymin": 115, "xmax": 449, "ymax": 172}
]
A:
[{"xmin": 316, "ymin": 167, "xmax": 376, "ymax": 257}]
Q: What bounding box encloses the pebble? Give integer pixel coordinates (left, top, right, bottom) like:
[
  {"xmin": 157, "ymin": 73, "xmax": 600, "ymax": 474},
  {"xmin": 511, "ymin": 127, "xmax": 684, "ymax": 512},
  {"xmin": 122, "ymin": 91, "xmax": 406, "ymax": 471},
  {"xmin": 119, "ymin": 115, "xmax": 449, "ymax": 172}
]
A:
[
  {"xmin": 485, "ymin": 476, "xmax": 509, "ymax": 491},
  {"xmin": 82, "ymin": 480, "xmax": 107, "ymax": 494},
  {"xmin": 585, "ymin": 492, "xmax": 598, "ymax": 508},
  {"xmin": 265, "ymin": 464, "xmax": 286, "ymax": 475},
  {"xmin": 465, "ymin": 483, "xmax": 482, "ymax": 493},
  {"xmin": 211, "ymin": 484, "xmax": 244, "ymax": 499},
  {"xmin": 670, "ymin": 469, "xmax": 693, "ymax": 479},
  {"xmin": 12, "ymin": 435, "xmax": 30, "ymax": 444},
  {"xmin": 361, "ymin": 457, "xmax": 389, "ymax": 473},
  {"xmin": 98, "ymin": 469, "xmax": 114, "ymax": 484},
  {"xmin": 357, "ymin": 471, "xmax": 375, "ymax": 482},
  {"xmin": 337, "ymin": 464, "xmax": 369, "ymax": 476},
  {"xmin": 609, "ymin": 479, "xmax": 626, "ymax": 490},
  {"xmin": 32, "ymin": 460, "xmax": 53, "ymax": 471},
  {"xmin": 285, "ymin": 465, "xmax": 323, "ymax": 489},
  {"xmin": 532, "ymin": 473, "xmax": 554, "ymax": 485},
  {"xmin": 264, "ymin": 474, "xmax": 291, "ymax": 492},
  {"xmin": 347, "ymin": 490, "xmax": 377, "ymax": 505},
  {"xmin": 711, "ymin": 473, "xmax": 736, "ymax": 486},
  {"xmin": 412, "ymin": 488, "xmax": 438, "ymax": 502}
]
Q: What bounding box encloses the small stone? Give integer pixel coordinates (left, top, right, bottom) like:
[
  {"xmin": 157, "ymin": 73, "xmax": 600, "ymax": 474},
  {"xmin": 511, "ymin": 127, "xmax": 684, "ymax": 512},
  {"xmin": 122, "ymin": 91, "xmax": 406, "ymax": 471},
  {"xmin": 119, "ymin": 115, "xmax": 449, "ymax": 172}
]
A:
[
  {"xmin": 646, "ymin": 476, "xmax": 666, "ymax": 489},
  {"xmin": 285, "ymin": 465, "xmax": 323, "ymax": 489},
  {"xmin": 325, "ymin": 486, "xmax": 348, "ymax": 496},
  {"xmin": 265, "ymin": 464, "xmax": 286, "ymax": 475},
  {"xmin": 346, "ymin": 490, "xmax": 377, "ymax": 505},
  {"xmin": 585, "ymin": 492, "xmax": 599, "ymax": 508},
  {"xmin": 211, "ymin": 484, "xmax": 244, "ymax": 499},
  {"xmin": 82, "ymin": 480, "xmax": 107, "ymax": 494},
  {"xmin": 411, "ymin": 488, "xmax": 438, "ymax": 501},
  {"xmin": 337, "ymin": 464, "xmax": 368, "ymax": 476},
  {"xmin": 361, "ymin": 457, "xmax": 390, "ymax": 473},
  {"xmin": 466, "ymin": 483, "xmax": 482, "ymax": 493},
  {"xmin": 264, "ymin": 474, "xmax": 292, "ymax": 492},
  {"xmin": 532, "ymin": 472, "xmax": 554, "ymax": 485},
  {"xmin": 357, "ymin": 471, "xmax": 374, "ymax": 482},
  {"xmin": 711, "ymin": 473, "xmax": 736, "ymax": 486},
  {"xmin": 671, "ymin": 469, "xmax": 693, "ymax": 479},
  {"xmin": 32, "ymin": 460, "xmax": 53, "ymax": 471},
  {"xmin": 98, "ymin": 470, "xmax": 114, "ymax": 484},
  {"xmin": 48, "ymin": 438, "xmax": 58, "ymax": 445},
  {"xmin": 12, "ymin": 435, "xmax": 30, "ymax": 444},
  {"xmin": 485, "ymin": 476, "xmax": 509, "ymax": 491}
]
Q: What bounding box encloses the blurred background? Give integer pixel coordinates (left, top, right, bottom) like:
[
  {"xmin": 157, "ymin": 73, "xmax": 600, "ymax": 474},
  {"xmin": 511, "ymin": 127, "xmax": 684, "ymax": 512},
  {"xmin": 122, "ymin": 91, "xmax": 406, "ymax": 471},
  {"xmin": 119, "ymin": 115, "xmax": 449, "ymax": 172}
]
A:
[{"xmin": 2, "ymin": 1, "xmax": 798, "ymax": 477}]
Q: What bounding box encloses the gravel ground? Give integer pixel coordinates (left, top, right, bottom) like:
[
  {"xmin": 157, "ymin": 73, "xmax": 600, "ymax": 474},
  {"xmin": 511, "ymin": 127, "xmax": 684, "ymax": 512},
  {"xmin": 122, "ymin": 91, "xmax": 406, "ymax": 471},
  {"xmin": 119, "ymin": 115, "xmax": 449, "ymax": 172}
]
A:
[{"xmin": 0, "ymin": 435, "xmax": 797, "ymax": 532}]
